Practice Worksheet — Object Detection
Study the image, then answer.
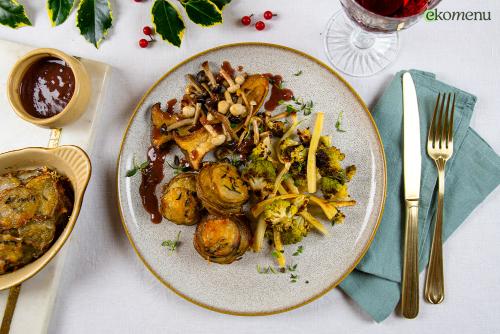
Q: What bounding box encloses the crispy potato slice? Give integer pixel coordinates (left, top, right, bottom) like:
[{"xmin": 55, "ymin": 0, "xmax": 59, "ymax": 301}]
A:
[
  {"xmin": 26, "ymin": 173, "xmax": 60, "ymax": 217},
  {"xmin": 18, "ymin": 217, "xmax": 56, "ymax": 256},
  {"xmin": 0, "ymin": 186, "xmax": 39, "ymax": 229},
  {"xmin": 0, "ymin": 234, "xmax": 23, "ymax": 274},
  {"xmin": 0, "ymin": 176, "xmax": 21, "ymax": 193}
]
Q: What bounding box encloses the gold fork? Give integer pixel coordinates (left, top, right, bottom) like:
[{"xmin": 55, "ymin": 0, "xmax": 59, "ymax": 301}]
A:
[{"xmin": 424, "ymin": 92, "xmax": 456, "ymax": 304}]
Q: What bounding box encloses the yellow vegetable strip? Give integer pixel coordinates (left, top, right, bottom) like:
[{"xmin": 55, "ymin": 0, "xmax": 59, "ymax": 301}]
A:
[
  {"xmin": 271, "ymin": 162, "xmax": 291, "ymax": 197},
  {"xmin": 307, "ymin": 112, "xmax": 324, "ymax": 193},
  {"xmin": 284, "ymin": 177, "xmax": 300, "ymax": 194},
  {"xmin": 251, "ymin": 194, "xmax": 300, "ymax": 218},
  {"xmin": 308, "ymin": 196, "xmax": 337, "ymax": 220},
  {"xmin": 253, "ymin": 215, "xmax": 267, "ymax": 252},
  {"xmin": 327, "ymin": 199, "xmax": 357, "ymax": 207},
  {"xmin": 299, "ymin": 211, "xmax": 329, "ymax": 236},
  {"xmin": 273, "ymin": 229, "xmax": 286, "ymax": 268},
  {"xmin": 277, "ymin": 184, "xmax": 288, "ymax": 195}
]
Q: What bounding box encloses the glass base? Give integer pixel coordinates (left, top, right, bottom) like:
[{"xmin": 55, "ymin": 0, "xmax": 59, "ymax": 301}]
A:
[{"xmin": 323, "ymin": 11, "xmax": 399, "ymax": 77}]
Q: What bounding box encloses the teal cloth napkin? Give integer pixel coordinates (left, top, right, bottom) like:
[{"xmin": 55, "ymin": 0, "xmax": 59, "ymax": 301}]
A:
[{"xmin": 339, "ymin": 70, "xmax": 500, "ymax": 322}]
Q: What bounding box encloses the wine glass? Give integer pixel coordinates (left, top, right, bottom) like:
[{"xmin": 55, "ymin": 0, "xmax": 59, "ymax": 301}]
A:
[{"xmin": 324, "ymin": 0, "xmax": 442, "ymax": 77}]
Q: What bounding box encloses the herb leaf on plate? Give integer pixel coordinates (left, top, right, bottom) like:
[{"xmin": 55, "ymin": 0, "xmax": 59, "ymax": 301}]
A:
[
  {"xmin": 152, "ymin": 0, "xmax": 185, "ymax": 47},
  {"xmin": 182, "ymin": 0, "xmax": 222, "ymax": 27},
  {"xmin": 47, "ymin": 0, "xmax": 74, "ymax": 26},
  {"xmin": 0, "ymin": 0, "xmax": 32, "ymax": 28},
  {"xmin": 76, "ymin": 0, "xmax": 112, "ymax": 48},
  {"xmin": 335, "ymin": 111, "xmax": 346, "ymax": 132},
  {"xmin": 161, "ymin": 231, "xmax": 181, "ymax": 255}
]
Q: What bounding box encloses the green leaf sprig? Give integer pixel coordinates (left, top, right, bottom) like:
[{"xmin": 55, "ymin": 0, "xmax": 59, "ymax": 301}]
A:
[
  {"xmin": 161, "ymin": 231, "xmax": 182, "ymax": 255},
  {"xmin": 335, "ymin": 111, "xmax": 346, "ymax": 132},
  {"xmin": 126, "ymin": 157, "xmax": 149, "ymax": 177}
]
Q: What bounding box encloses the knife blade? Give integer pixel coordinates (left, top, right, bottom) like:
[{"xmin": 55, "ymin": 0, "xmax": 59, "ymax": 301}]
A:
[{"xmin": 401, "ymin": 72, "xmax": 421, "ymax": 319}]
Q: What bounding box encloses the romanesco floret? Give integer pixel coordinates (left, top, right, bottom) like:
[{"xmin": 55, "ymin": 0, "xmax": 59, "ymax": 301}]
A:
[
  {"xmin": 263, "ymin": 199, "xmax": 298, "ymax": 231},
  {"xmin": 320, "ymin": 176, "xmax": 349, "ymax": 200},
  {"xmin": 279, "ymin": 138, "xmax": 307, "ymax": 164},
  {"xmin": 249, "ymin": 136, "xmax": 272, "ymax": 161},
  {"xmin": 241, "ymin": 159, "xmax": 276, "ymax": 200},
  {"xmin": 316, "ymin": 145, "xmax": 345, "ymax": 176},
  {"xmin": 280, "ymin": 215, "xmax": 310, "ymax": 245}
]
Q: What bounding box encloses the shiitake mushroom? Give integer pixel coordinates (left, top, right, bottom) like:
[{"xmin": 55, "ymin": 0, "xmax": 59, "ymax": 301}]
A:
[
  {"xmin": 193, "ymin": 214, "xmax": 251, "ymax": 264},
  {"xmin": 160, "ymin": 173, "xmax": 201, "ymax": 226},
  {"xmin": 196, "ymin": 162, "xmax": 249, "ymax": 215}
]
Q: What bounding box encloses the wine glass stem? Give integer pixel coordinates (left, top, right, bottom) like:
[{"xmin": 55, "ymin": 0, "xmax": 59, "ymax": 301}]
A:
[{"xmin": 351, "ymin": 26, "xmax": 375, "ymax": 49}]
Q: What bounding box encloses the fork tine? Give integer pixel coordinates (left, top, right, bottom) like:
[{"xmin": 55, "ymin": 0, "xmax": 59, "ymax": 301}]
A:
[
  {"xmin": 443, "ymin": 93, "xmax": 451, "ymax": 148},
  {"xmin": 429, "ymin": 93, "xmax": 441, "ymax": 147},
  {"xmin": 448, "ymin": 93, "xmax": 456, "ymax": 144},
  {"xmin": 437, "ymin": 93, "xmax": 446, "ymax": 149}
]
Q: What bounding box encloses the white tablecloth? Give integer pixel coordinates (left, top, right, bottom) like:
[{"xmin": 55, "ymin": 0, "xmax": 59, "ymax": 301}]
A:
[{"xmin": 1, "ymin": 0, "xmax": 499, "ymax": 333}]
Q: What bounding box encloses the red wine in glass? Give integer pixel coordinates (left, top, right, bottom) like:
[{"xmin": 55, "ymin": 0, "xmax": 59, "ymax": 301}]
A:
[{"xmin": 356, "ymin": 0, "xmax": 429, "ymax": 17}]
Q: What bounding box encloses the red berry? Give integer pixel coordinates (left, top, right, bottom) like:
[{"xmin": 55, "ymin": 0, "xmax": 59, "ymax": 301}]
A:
[
  {"xmin": 241, "ymin": 15, "xmax": 252, "ymax": 26},
  {"xmin": 255, "ymin": 21, "xmax": 265, "ymax": 31},
  {"xmin": 263, "ymin": 11, "xmax": 275, "ymax": 20},
  {"xmin": 139, "ymin": 39, "xmax": 149, "ymax": 48},
  {"xmin": 134, "ymin": 0, "xmax": 142, "ymax": 2},
  {"xmin": 143, "ymin": 26, "xmax": 153, "ymax": 36}
]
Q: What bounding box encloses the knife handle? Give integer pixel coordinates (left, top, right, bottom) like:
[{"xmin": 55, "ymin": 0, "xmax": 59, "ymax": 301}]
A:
[{"xmin": 401, "ymin": 199, "xmax": 419, "ymax": 319}]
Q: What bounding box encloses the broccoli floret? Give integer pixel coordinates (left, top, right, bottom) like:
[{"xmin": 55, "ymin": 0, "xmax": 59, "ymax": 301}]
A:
[
  {"xmin": 249, "ymin": 136, "xmax": 272, "ymax": 161},
  {"xmin": 346, "ymin": 165, "xmax": 357, "ymax": 181},
  {"xmin": 280, "ymin": 215, "xmax": 310, "ymax": 245},
  {"xmin": 242, "ymin": 160, "xmax": 276, "ymax": 200},
  {"xmin": 263, "ymin": 199, "xmax": 298, "ymax": 231},
  {"xmin": 316, "ymin": 145, "xmax": 345, "ymax": 176},
  {"xmin": 279, "ymin": 138, "xmax": 307, "ymax": 164},
  {"xmin": 320, "ymin": 176, "xmax": 349, "ymax": 200}
]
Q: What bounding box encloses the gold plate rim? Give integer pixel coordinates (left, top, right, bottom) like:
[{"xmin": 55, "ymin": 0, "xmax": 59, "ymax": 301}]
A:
[{"xmin": 115, "ymin": 42, "xmax": 387, "ymax": 316}]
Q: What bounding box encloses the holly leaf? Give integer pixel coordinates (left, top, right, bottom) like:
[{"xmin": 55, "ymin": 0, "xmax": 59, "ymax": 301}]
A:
[
  {"xmin": 210, "ymin": 0, "xmax": 230, "ymax": 10},
  {"xmin": 151, "ymin": 0, "xmax": 185, "ymax": 47},
  {"xmin": 47, "ymin": 0, "xmax": 75, "ymax": 26},
  {"xmin": 182, "ymin": 0, "xmax": 222, "ymax": 27},
  {"xmin": 76, "ymin": 0, "xmax": 113, "ymax": 48},
  {"xmin": 0, "ymin": 0, "xmax": 31, "ymax": 28}
]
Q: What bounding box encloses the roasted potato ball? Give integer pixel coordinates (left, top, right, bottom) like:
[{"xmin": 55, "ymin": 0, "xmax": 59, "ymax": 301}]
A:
[{"xmin": 160, "ymin": 173, "xmax": 201, "ymax": 225}]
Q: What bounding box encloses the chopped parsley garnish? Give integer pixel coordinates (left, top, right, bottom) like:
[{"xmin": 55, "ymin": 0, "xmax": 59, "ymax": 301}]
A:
[
  {"xmin": 293, "ymin": 70, "xmax": 303, "ymax": 76},
  {"xmin": 126, "ymin": 157, "xmax": 148, "ymax": 177},
  {"xmin": 161, "ymin": 231, "xmax": 181, "ymax": 255},
  {"xmin": 257, "ymin": 265, "xmax": 279, "ymax": 274},
  {"xmin": 335, "ymin": 111, "xmax": 346, "ymax": 132},
  {"xmin": 292, "ymin": 245, "xmax": 303, "ymax": 256},
  {"xmin": 290, "ymin": 273, "xmax": 298, "ymax": 283},
  {"xmin": 287, "ymin": 264, "xmax": 297, "ymax": 272},
  {"xmin": 281, "ymin": 97, "xmax": 314, "ymax": 116}
]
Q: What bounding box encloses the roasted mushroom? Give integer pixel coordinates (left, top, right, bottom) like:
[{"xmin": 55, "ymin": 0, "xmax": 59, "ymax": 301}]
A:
[
  {"xmin": 196, "ymin": 162, "xmax": 249, "ymax": 215},
  {"xmin": 160, "ymin": 173, "xmax": 201, "ymax": 225},
  {"xmin": 193, "ymin": 215, "xmax": 251, "ymax": 264},
  {"xmin": 240, "ymin": 74, "xmax": 269, "ymax": 113},
  {"xmin": 173, "ymin": 127, "xmax": 224, "ymax": 170},
  {"xmin": 151, "ymin": 102, "xmax": 180, "ymax": 149}
]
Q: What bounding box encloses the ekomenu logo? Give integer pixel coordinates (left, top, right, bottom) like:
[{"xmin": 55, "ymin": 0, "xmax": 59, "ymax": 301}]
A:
[{"xmin": 424, "ymin": 8, "xmax": 492, "ymax": 21}]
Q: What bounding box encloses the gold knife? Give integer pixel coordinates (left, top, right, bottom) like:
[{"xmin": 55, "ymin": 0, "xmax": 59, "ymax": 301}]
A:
[{"xmin": 401, "ymin": 72, "xmax": 422, "ymax": 319}]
